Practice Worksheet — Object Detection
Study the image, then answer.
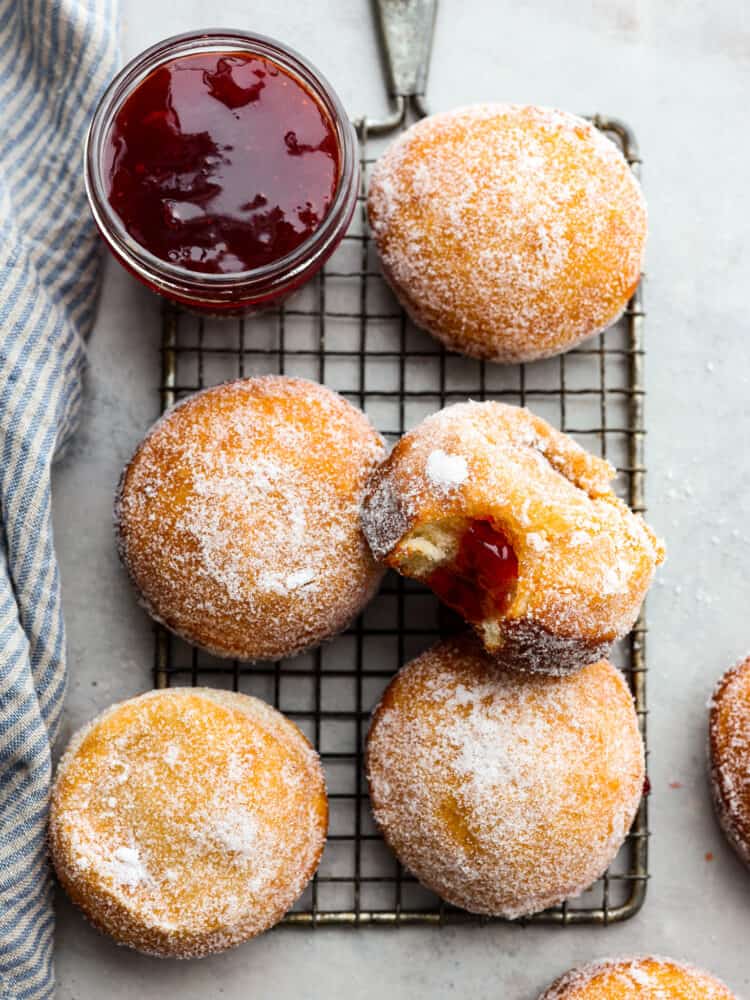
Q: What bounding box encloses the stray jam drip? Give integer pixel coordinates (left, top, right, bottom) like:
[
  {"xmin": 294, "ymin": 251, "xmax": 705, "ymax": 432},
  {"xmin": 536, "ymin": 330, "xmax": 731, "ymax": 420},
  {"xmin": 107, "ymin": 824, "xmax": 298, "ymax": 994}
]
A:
[
  {"xmin": 104, "ymin": 52, "xmax": 339, "ymax": 274},
  {"xmin": 428, "ymin": 520, "xmax": 518, "ymax": 624}
]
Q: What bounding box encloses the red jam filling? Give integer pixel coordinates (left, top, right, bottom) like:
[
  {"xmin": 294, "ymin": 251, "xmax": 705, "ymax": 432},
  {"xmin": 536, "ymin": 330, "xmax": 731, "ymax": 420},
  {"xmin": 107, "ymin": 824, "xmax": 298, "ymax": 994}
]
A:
[
  {"xmin": 427, "ymin": 520, "xmax": 518, "ymax": 624},
  {"xmin": 104, "ymin": 52, "xmax": 339, "ymax": 274}
]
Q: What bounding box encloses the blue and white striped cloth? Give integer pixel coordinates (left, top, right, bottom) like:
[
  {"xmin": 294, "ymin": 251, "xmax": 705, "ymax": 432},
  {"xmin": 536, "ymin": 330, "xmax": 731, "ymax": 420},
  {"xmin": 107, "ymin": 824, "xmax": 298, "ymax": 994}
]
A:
[{"xmin": 0, "ymin": 3, "xmax": 118, "ymax": 997}]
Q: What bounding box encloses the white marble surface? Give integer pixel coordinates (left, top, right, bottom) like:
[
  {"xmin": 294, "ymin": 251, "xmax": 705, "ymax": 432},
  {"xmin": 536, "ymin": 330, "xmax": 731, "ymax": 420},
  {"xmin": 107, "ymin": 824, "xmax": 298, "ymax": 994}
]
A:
[{"xmin": 51, "ymin": 1, "xmax": 750, "ymax": 997}]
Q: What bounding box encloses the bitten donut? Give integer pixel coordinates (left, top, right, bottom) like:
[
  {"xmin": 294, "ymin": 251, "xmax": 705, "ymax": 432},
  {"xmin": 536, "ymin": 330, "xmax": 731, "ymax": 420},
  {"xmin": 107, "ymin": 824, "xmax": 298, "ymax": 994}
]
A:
[
  {"xmin": 361, "ymin": 401, "xmax": 664, "ymax": 674},
  {"xmin": 365, "ymin": 637, "xmax": 644, "ymax": 917},
  {"xmin": 709, "ymin": 655, "xmax": 750, "ymax": 866},
  {"xmin": 539, "ymin": 956, "xmax": 736, "ymax": 999},
  {"xmin": 367, "ymin": 104, "xmax": 647, "ymax": 363},
  {"xmin": 116, "ymin": 376, "xmax": 386, "ymax": 661},
  {"xmin": 49, "ymin": 688, "xmax": 328, "ymax": 957}
]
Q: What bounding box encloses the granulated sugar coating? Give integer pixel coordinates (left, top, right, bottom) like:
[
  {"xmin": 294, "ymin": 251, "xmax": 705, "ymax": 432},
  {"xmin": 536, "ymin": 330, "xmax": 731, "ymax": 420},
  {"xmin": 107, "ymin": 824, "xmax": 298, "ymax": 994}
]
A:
[
  {"xmin": 49, "ymin": 688, "xmax": 328, "ymax": 957},
  {"xmin": 367, "ymin": 104, "xmax": 647, "ymax": 364},
  {"xmin": 365, "ymin": 637, "xmax": 644, "ymax": 918},
  {"xmin": 116, "ymin": 376, "xmax": 386, "ymax": 661},
  {"xmin": 361, "ymin": 401, "xmax": 664, "ymax": 674},
  {"xmin": 539, "ymin": 956, "xmax": 736, "ymax": 999},
  {"xmin": 709, "ymin": 655, "xmax": 750, "ymax": 867}
]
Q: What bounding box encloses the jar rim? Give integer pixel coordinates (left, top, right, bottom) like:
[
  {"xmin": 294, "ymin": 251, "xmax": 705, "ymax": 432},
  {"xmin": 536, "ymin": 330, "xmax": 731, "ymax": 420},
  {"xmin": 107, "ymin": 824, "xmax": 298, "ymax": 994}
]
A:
[{"xmin": 84, "ymin": 28, "xmax": 359, "ymax": 295}]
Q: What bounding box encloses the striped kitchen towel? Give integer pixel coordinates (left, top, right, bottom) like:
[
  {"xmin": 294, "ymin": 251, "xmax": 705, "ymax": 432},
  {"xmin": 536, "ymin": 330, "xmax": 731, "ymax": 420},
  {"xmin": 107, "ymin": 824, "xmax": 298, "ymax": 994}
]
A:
[{"xmin": 0, "ymin": 2, "xmax": 118, "ymax": 997}]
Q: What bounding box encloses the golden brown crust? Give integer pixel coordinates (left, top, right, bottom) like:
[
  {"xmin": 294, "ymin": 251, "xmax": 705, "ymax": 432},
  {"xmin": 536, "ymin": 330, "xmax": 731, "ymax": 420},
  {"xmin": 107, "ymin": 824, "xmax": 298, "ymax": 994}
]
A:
[
  {"xmin": 366, "ymin": 637, "xmax": 644, "ymax": 918},
  {"xmin": 709, "ymin": 656, "xmax": 750, "ymax": 866},
  {"xmin": 539, "ymin": 956, "xmax": 736, "ymax": 999},
  {"xmin": 368, "ymin": 104, "xmax": 647, "ymax": 364},
  {"xmin": 361, "ymin": 401, "xmax": 664, "ymax": 674},
  {"xmin": 490, "ymin": 617, "xmax": 613, "ymax": 677},
  {"xmin": 49, "ymin": 688, "xmax": 328, "ymax": 958},
  {"xmin": 116, "ymin": 376, "xmax": 386, "ymax": 661}
]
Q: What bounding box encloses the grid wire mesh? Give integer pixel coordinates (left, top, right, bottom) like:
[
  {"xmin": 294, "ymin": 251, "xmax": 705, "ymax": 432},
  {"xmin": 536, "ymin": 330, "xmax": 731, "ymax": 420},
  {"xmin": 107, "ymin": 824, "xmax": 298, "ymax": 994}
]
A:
[{"xmin": 154, "ymin": 114, "xmax": 649, "ymax": 927}]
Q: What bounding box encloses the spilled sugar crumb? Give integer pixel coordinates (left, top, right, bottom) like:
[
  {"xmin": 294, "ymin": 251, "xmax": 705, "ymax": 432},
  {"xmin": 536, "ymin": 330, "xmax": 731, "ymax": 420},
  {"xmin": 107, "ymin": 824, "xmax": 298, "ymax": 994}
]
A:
[
  {"xmin": 362, "ymin": 400, "xmax": 664, "ymax": 674},
  {"xmin": 366, "ymin": 638, "xmax": 644, "ymax": 918},
  {"xmin": 709, "ymin": 655, "xmax": 750, "ymax": 868},
  {"xmin": 49, "ymin": 688, "xmax": 328, "ymax": 958},
  {"xmin": 368, "ymin": 104, "xmax": 647, "ymax": 363},
  {"xmin": 116, "ymin": 377, "xmax": 386, "ymax": 661},
  {"xmin": 540, "ymin": 956, "xmax": 736, "ymax": 999}
]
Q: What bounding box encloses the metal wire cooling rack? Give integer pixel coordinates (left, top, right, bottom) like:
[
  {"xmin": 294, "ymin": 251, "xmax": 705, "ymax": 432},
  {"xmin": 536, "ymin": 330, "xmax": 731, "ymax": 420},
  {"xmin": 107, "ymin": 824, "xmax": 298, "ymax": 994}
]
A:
[
  {"xmin": 152, "ymin": 100, "xmax": 649, "ymax": 926},
  {"xmin": 149, "ymin": 0, "xmax": 649, "ymax": 923}
]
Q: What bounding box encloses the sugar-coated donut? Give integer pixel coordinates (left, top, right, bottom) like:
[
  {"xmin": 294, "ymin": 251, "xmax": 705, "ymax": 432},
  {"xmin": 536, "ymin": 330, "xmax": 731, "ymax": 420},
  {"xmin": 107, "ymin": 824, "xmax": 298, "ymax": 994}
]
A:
[
  {"xmin": 365, "ymin": 637, "xmax": 644, "ymax": 917},
  {"xmin": 361, "ymin": 401, "xmax": 664, "ymax": 674},
  {"xmin": 49, "ymin": 688, "xmax": 328, "ymax": 957},
  {"xmin": 709, "ymin": 655, "xmax": 750, "ymax": 866},
  {"xmin": 368, "ymin": 104, "xmax": 647, "ymax": 363},
  {"xmin": 116, "ymin": 376, "xmax": 386, "ymax": 661},
  {"xmin": 539, "ymin": 956, "xmax": 736, "ymax": 999}
]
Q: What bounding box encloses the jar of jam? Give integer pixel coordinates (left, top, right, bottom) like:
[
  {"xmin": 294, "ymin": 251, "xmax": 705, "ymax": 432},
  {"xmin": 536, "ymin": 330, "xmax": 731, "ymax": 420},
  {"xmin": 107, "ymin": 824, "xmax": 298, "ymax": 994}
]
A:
[{"xmin": 85, "ymin": 30, "xmax": 359, "ymax": 313}]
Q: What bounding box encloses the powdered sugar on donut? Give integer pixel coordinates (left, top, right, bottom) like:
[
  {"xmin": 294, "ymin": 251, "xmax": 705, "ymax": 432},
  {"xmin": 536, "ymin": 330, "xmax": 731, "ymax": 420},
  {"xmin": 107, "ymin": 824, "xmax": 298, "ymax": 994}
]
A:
[
  {"xmin": 540, "ymin": 955, "xmax": 736, "ymax": 999},
  {"xmin": 366, "ymin": 639, "xmax": 644, "ymax": 918},
  {"xmin": 49, "ymin": 688, "xmax": 328, "ymax": 957},
  {"xmin": 109, "ymin": 846, "xmax": 150, "ymax": 887},
  {"xmin": 361, "ymin": 401, "xmax": 664, "ymax": 674},
  {"xmin": 425, "ymin": 449, "xmax": 469, "ymax": 489},
  {"xmin": 116, "ymin": 377, "xmax": 386, "ymax": 661},
  {"xmin": 368, "ymin": 104, "xmax": 647, "ymax": 363},
  {"xmin": 709, "ymin": 656, "xmax": 750, "ymax": 867}
]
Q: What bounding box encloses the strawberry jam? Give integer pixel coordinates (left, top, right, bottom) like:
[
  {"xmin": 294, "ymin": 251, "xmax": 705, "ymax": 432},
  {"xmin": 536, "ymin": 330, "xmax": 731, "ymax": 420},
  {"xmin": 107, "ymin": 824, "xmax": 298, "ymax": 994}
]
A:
[
  {"xmin": 103, "ymin": 51, "xmax": 339, "ymax": 274},
  {"xmin": 428, "ymin": 521, "xmax": 518, "ymax": 624}
]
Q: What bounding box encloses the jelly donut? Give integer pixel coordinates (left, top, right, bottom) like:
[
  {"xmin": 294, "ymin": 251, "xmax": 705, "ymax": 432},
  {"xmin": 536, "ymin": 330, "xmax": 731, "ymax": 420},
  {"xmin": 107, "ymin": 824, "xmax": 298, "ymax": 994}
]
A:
[
  {"xmin": 709, "ymin": 655, "xmax": 750, "ymax": 866},
  {"xmin": 361, "ymin": 401, "xmax": 664, "ymax": 674},
  {"xmin": 49, "ymin": 688, "xmax": 328, "ymax": 957},
  {"xmin": 539, "ymin": 956, "xmax": 736, "ymax": 999},
  {"xmin": 367, "ymin": 104, "xmax": 647, "ymax": 363},
  {"xmin": 116, "ymin": 376, "xmax": 386, "ymax": 661},
  {"xmin": 366, "ymin": 637, "xmax": 644, "ymax": 917}
]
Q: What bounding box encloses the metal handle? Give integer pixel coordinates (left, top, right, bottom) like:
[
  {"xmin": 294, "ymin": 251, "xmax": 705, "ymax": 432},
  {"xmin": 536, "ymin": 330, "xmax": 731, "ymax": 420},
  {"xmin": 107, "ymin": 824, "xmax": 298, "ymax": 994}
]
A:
[{"xmin": 374, "ymin": 0, "xmax": 437, "ymax": 98}]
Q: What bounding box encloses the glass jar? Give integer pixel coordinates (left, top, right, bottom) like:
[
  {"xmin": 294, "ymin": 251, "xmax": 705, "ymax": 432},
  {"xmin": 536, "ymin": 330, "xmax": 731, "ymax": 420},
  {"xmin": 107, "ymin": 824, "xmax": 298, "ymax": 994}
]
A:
[{"xmin": 84, "ymin": 29, "xmax": 359, "ymax": 314}]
